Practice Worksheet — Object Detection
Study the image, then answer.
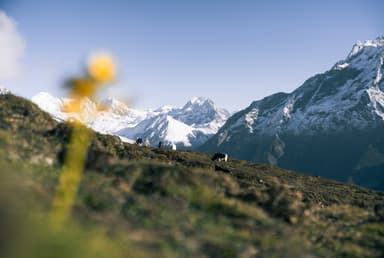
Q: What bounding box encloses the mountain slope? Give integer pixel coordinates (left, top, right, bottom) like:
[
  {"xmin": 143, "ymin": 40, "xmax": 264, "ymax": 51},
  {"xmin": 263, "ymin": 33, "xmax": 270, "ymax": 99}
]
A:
[
  {"xmin": 1, "ymin": 92, "xmax": 384, "ymax": 257},
  {"xmin": 117, "ymin": 114, "xmax": 196, "ymax": 148},
  {"xmin": 200, "ymin": 36, "xmax": 384, "ymax": 190},
  {"xmin": 32, "ymin": 93, "xmax": 230, "ymax": 148}
]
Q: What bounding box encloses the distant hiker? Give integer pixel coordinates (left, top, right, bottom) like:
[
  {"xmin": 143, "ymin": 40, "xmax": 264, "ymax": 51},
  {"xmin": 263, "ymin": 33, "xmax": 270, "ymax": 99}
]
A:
[
  {"xmin": 211, "ymin": 152, "xmax": 228, "ymax": 162},
  {"xmin": 158, "ymin": 141, "xmax": 162, "ymax": 149},
  {"xmin": 136, "ymin": 137, "xmax": 143, "ymax": 146}
]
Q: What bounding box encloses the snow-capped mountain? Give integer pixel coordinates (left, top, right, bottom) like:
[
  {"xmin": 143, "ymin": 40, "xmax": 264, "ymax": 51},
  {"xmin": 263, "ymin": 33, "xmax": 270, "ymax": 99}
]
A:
[
  {"xmin": 31, "ymin": 92, "xmax": 67, "ymax": 121},
  {"xmin": 32, "ymin": 93, "xmax": 230, "ymax": 148},
  {"xmin": 201, "ymin": 36, "xmax": 384, "ymax": 190},
  {"xmin": 169, "ymin": 97, "xmax": 229, "ymax": 131},
  {"xmin": 118, "ymin": 114, "xmax": 196, "ymax": 147},
  {"xmin": 116, "ymin": 98, "xmax": 230, "ymax": 148}
]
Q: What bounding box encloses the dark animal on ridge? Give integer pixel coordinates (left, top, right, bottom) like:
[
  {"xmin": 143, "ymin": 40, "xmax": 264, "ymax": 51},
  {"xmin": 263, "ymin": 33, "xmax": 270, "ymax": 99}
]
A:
[
  {"xmin": 211, "ymin": 152, "xmax": 228, "ymax": 162},
  {"xmin": 136, "ymin": 138, "xmax": 143, "ymax": 146}
]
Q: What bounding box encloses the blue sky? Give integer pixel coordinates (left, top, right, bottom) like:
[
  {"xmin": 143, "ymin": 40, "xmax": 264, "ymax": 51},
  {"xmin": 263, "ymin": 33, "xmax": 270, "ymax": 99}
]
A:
[{"xmin": 1, "ymin": 0, "xmax": 383, "ymax": 111}]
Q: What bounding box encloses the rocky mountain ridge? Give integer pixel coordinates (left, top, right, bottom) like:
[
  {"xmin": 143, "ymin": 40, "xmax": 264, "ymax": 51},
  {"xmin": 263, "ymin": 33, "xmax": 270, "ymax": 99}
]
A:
[
  {"xmin": 201, "ymin": 36, "xmax": 384, "ymax": 190},
  {"xmin": 32, "ymin": 92, "xmax": 230, "ymax": 148}
]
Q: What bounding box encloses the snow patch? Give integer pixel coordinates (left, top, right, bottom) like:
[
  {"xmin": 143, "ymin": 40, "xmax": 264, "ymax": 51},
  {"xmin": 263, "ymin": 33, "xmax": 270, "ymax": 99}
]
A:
[
  {"xmin": 189, "ymin": 96, "xmax": 209, "ymax": 105},
  {"xmin": 245, "ymin": 108, "xmax": 259, "ymax": 133},
  {"xmin": 335, "ymin": 63, "xmax": 349, "ymax": 70},
  {"xmin": 367, "ymin": 87, "xmax": 384, "ymax": 120},
  {"xmin": 348, "ymin": 37, "xmax": 384, "ymax": 58},
  {"xmin": 117, "ymin": 135, "xmax": 135, "ymax": 144},
  {"xmin": 348, "ymin": 41, "xmax": 364, "ymax": 58},
  {"xmin": 374, "ymin": 57, "xmax": 383, "ymax": 86},
  {"xmin": 163, "ymin": 115, "xmax": 194, "ymax": 146},
  {"xmin": 32, "ymin": 92, "xmax": 66, "ymax": 121},
  {"xmin": 282, "ymin": 98, "xmax": 295, "ymax": 123}
]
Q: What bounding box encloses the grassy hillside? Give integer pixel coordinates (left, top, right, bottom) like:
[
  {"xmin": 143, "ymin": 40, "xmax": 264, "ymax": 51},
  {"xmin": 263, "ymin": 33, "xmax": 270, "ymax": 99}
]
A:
[{"xmin": 1, "ymin": 93, "xmax": 384, "ymax": 258}]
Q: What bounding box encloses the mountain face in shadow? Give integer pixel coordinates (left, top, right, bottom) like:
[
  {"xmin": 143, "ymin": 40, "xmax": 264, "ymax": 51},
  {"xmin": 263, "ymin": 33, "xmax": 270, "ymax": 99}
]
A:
[{"xmin": 200, "ymin": 36, "xmax": 384, "ymax": 190}]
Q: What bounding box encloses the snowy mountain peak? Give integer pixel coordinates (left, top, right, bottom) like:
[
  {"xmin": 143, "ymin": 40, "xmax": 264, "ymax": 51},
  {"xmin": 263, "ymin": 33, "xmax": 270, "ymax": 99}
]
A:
[
  {"xmin": 182, "ymin": 97, "xmax": 215, "ymax": 110},
  {"xmin": 201, "ymin": 36, "xmax": 384, "ymax": 190},
  {"xmin": 99, "ymin": 97, "xmax": 131, "ymax": 115},
  {"xmin": 155, "ymin": 105, "xmax": 174, "ymax": 113},
  {"xmin": 31, "ymin": 92, "xmax": 65, "ymax": 121},
  {"xmin": 213, "ymin": 36, "xmax": 384, "ymax": 141},
  {"xmin": 347, "ymin": 36, "xmax": 384, "ymax": 58},
  {"xmin": 100, "ymin": 96, "xmax": 125, "ymax": 108},
  {"xmin": 366, "ymin": 35, "xmax": 384, "ymax": 46},
  {"xmin": 189, "ymin": 96, "xmax": 213, "ymax": 105},
  {"xmin": 170, "ymin": 97, "xmax": 230, "ymax": 128},
  {"xmin": 118, "ymin": 97, "xmax": 231, "ymax": 148},
  {"xmin": 32, "ymin": 92, "xmax": 230, "ymax": 148}
]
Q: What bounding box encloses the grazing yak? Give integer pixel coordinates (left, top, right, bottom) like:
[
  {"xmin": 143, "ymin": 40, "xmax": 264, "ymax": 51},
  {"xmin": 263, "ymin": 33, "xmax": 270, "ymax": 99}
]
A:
[
  {"xmin": 136, "ymin": 137, "xmax": 143, "ymax": 146},
  {"xmin": 211, "ymin": 152, "xmax": 228, "ymax": 162}
]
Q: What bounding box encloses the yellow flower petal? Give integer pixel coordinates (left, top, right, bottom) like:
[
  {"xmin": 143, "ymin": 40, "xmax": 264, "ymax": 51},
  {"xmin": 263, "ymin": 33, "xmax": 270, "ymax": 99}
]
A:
[{"xmin": 87, "ymin": 53, "xmax": 116, "ymax": 83}]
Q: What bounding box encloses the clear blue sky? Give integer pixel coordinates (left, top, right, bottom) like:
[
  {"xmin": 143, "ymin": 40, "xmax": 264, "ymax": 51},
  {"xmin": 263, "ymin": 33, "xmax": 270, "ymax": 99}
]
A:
[{"xmin": 1, "ymin": 0, "xmax": 383, "ymax": 111}]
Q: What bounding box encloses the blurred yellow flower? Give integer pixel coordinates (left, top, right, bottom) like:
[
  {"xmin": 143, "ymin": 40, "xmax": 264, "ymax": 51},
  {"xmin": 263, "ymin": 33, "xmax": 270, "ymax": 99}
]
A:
[
  {"xmin": 87, "ymin": 53, "xmax": 116, "ymax": 83},
  {"xmin": 71, "ymin": 78, "xmax": 97, "ymax": 98},
  {"xmin": 52, "ymin": 51, "xmax": 118, "ymax": 227},
  {"xmin": 62, "ymin": 99, "xmax": 81, "ymax": 113}
]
